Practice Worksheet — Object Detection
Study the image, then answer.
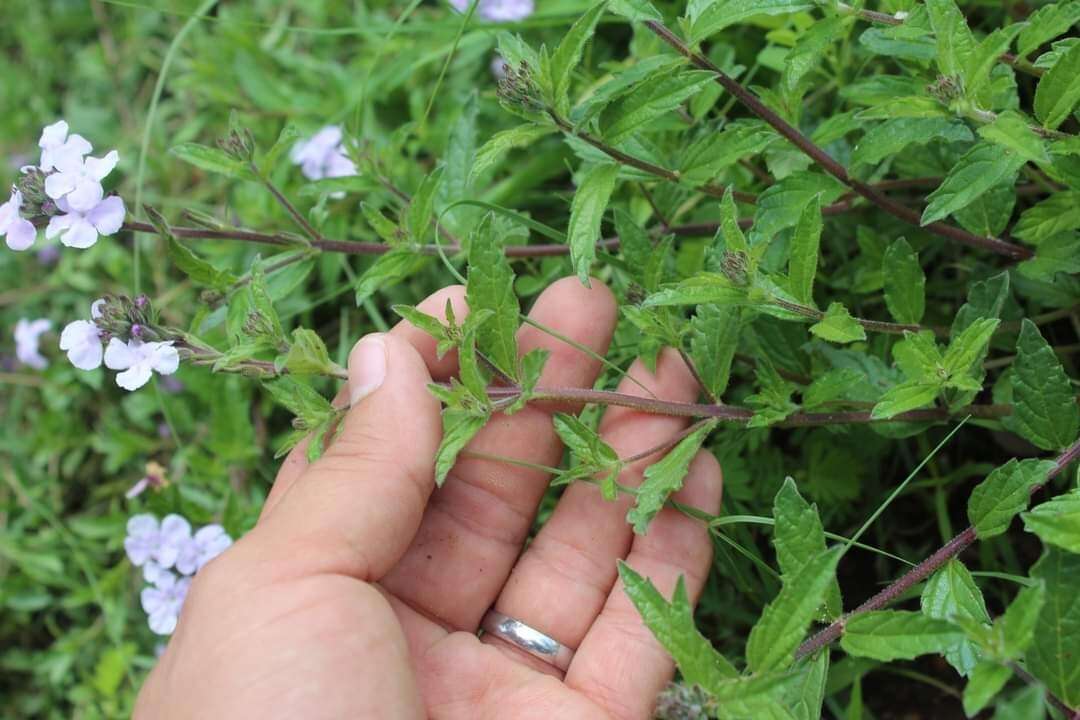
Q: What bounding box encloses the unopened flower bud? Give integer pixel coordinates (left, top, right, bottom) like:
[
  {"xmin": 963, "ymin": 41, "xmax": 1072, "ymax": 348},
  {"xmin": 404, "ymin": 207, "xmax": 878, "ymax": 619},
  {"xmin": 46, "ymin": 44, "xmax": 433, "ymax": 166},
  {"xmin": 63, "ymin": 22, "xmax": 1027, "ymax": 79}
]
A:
[{"xmin": 721, "ymin": 250, "xmax": 750, "ymax": 286}]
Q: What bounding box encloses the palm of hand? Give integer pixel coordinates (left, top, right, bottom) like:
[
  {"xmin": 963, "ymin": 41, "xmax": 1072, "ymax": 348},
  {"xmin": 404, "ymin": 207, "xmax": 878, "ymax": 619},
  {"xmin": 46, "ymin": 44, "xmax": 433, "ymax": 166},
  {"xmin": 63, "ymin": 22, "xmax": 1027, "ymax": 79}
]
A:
[{"xmin": 135, "ymin": 279, "xmax": 721, "ymax": 720}]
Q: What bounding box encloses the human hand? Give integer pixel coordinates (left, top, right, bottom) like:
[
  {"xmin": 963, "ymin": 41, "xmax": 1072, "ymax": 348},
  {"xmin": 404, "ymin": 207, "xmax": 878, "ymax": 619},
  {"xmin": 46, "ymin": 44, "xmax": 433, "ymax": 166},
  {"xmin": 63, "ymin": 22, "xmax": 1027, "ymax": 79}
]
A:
[{"xmin": 133, "ymin": 277, "xmax": 722, "ymax": 720}]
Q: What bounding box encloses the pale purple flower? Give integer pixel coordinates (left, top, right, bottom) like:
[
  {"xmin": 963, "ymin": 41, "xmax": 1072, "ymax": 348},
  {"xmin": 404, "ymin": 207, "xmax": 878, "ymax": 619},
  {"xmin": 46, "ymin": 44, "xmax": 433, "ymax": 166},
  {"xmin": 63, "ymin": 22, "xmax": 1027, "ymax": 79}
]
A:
[
  {"xmin": 449, "ymin": 0, "xmax": 534, "ymax": 22},
  {"xmin": 175, "ymin": 524, "xmax": 233, "ymax": 575},
  {"xmin": 141, "ymin": 570, "xmax": 191, "ymax": 635},
  {"xmin": 39, "ymin": 120, "xmax": 92, "ymax": 173},
  {"xmin": 103, "ymin": 337, "xmax": 180, "ymax": 391},
  {"xmin": 124, "ymin": 513, "xmax": 192, "ymax": 569},
  {"xmin": 142, "ymin": 560, "xmax": 172, "ymax": 586},
  {"xmin": 44, "ymin": 148, "xmax": 118, "ymax": 213},
  {"xmin": 0, "ymin": 189, "xmax": 37, "ymax": 251},
  {"xmin": 45, "ymin": 194, "xmax": 125, "ymax": 249},
  {"xmin": 14, "ymin": 318, "xmax": 51, "ymax": 369},
  {"xmin": 59, "ymin": 299, "xmax": 106, "ymax": 370},
  {"xmin": 290, "ymin": 126, "xmax": 357, "ymax": 182}
]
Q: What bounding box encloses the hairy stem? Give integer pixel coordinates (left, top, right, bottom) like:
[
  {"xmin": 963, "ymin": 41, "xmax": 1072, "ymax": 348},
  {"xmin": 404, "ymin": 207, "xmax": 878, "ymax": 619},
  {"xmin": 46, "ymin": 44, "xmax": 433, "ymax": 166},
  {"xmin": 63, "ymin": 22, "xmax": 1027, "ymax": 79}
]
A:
[
  {"xmin": 643, "ymin": 20, "xmax": 1034, "ymax": 262},
  {"xmin": 794, "ymin": 435, "xmax": 1080, "ymax": 663}
]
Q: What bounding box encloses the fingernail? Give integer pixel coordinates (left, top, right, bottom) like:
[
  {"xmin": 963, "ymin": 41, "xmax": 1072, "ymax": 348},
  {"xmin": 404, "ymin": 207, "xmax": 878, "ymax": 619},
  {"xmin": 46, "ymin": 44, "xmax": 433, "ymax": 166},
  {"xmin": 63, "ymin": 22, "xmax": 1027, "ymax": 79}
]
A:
[{"xmin": 349, "ymin": 333, "xmax": 387, "ymax": 406}]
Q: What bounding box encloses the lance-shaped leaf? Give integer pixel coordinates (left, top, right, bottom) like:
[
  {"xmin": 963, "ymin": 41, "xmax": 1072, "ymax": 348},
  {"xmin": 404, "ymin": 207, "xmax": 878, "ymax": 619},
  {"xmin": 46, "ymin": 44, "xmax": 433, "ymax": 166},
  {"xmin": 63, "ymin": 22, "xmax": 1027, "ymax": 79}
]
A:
[
  {"xmin": 840, "ymin": 610, "xmax": 964, "ymax": 661},
  {"xmin": 1027, "ymin": 547, "xmax": 1080, "ymax": 708},
  {"xmin": 999, "ymin": 581, "xmax": 1046, "ymax": 659},
  {"xmin": 470, "ymin": 124, "xmax": 555, "ymax": 185},
  {"xmin": 466, "ymin": 215, "xmax": 520, "ymax": 380},
  {"xmin": 921, "ymin": 144, "xmax": 1026, "ymax": 226},
  {"xmin": 567, "ymin": 163, "xmax": 620, "ymax": 286},
  {"xmin": 553, "ymin": 412, "xmax": 621, "ymax": 498},
  {"xmin": 1018, "ymin": 2, "xmax": 1080, "ymax": 57},
  {"xmin": 354, "ymin": 248, "xmax": 430, "ymax": 305},
  {"xmin": 746, "ymin": 362, "xmax": 799, "ymax": 427},
  {"xmin": 1023, "ymin": 489, "xmax": 1080, "ymax": 553},
  {"xmin": 809, "ymin": 303, "xmax": 866, "ymax": 345},
  {"xmin": 746, "ymin": 546, "xmax": 842, "ymax": 673},
  {"xmin": 941, "ymin": 317, "xmax": 999, "ymax": 379},
  {"xmin": 925, "ymin": 0, "xmax": 976, "ymax": 78},
  {"xmin": 883, "ymin": 238, "xmax": 925, "ymax": 324},
  {"xmin": 618, "ymin": 563, "xmax": 739, "ymax": 693},
  {"xmin": 871, "ymin": 380, "xmax": 941, "ymax": 420},
  {"xmin": 689, "ymin": 304, "xmax": 741, "ymax": 401},
  {"xmin": 783, "ymin": 650, "xmax": 829, "ymax": 720},
  {"xmin": 679, "ymin": 120, "xmax": 779, "ymax": 184},
  {"xmin": 689, "ymin": 0, "xmax": 814, "ymax": 43},
  {"xmin": 964, "ymin": 23, "xmax": 1025, "ymax": 98},
  {"xmin": 1034, "ymin": 37, "xmax": 1080, "ymax": 129},
  {"xmin": 608, "ymin": 0, "xmax": 663, "ymax": 22},
  {"xmin": 978, "ymin": 111, "xmax": 1051, "ymax": 166},
  {"xmin": 851, "ymin": 118, "xmax": 972, "ymax": 167},
  {"xmin": 788, "ymin": 196, "xmax": 822, "ymax": 306},
  {"xmin": 436, "ymin": 408, "xmax": 488, "ymax": 487},
  {"xmin": 643, "ymin": 273, "xmax": 749, "ymax": 308},
  {"xmin": 282, "ymin": 328, "xmax": 344, "ymax": 377},
  {"xmin": 951, "ymin": 272, "xmax": 1009, "ymax": 338},
  {"xmin": 1003, "ymin": 320, "xmax": 1080, "ymax": 450},
  {"xmin": 752, "ymin": 172, "xmax": 846, "ymax": 243},
  {"xmin": 627, "ymin": 421, "xmax": 717, "ymax": 534},
  {"xmin": 550, "ymin": 2, "xmax": 606, "ymax": 115},
  {"xmin": 967, "ymin": 458, "xmax": 1056, "ymax": 539},
  {"xmin": 772, "ymin": 479, "xmax": 842, "ymax": 620},
  {"xmin": 1014, "ymin": 192, "xmax": 1080, "ymax": 245},
  {"xmin": 600, "ymin": 70, "xmax": 714, "ymax": 144},
  {"xmin": 920, "ymin": 560, "xmax": 989, "ymax": 676},
  {"xmin": 962, "ymin": 661, "xmax": 1013, "ymax": 717}
]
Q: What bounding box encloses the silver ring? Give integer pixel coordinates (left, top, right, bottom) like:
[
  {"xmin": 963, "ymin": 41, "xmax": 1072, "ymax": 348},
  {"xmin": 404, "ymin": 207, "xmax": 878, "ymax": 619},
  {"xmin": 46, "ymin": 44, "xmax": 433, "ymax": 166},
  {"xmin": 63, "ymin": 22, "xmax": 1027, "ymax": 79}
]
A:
[{"xmin": 480, "ymin": 609, "xmax": 575, "ymax": 672}]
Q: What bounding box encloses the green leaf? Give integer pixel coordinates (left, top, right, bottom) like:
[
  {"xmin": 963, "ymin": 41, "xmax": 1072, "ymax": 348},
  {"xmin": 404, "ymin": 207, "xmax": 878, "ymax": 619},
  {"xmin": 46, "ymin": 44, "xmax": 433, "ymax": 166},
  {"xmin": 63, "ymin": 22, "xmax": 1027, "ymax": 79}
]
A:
[
  {"xmin": 550, "ymin": 2, "xmax": 606, "ymax": 115},
  {"xmin": 600, "ymin": 70, "xmax": 714, "ymax": 144},
  {"xmin": 788, "ymin": 196, "xmax": 822, "ymax": 306},
  {"xmin": 855, "ymin": 96, "xmax": 951, "ymax": 120},
  {"xmin": 169, "ymin": 142, "xmax": 258, "ymax": 181},
  {"xmin": 719, "ymin": 187, "xmax": 751, "ymax": 258},
  {"xmin": 1034, "ymin": 37, "xmax": 1080, "ymax": 129},
  {"xmin": 1023, "ymin": 489, "xmax": 1080, "ymax": 553},
  {"xmin": 925, "ymin": 0, "xmax": 976, "ymax": 78},
  {"xmin": 967, "ymin": 458, "xmax": 1056, "ymax": 539},
  {"xmin": 689, "ymin": 304, "xmax": 741, "ymax": 400},
  {"xmin": 882, "ymin": 238, "xmax": 925, "ymax": 325},
  {"xmin": 354, "ymin": 248, "xmax": 430, "ymax": 305},
  {"xmin": 553, "ymin": 412, "xmax": 620, "ymax": 472},
  {"xmin": 871, "ymin": 380, "xmax": 941, "ymax": 420},
  {"xmin": 803, "ymin": 368, "xmax": 864, "ymax": 411},
  {"xmin": 679, "ymin": 120, "xmax": 778, "ymax": 184},
  {"xmin": 405, "ymin": 166, "xmax": 444, "ymax": 243},
  {"xmin": 809, "ymin": 303, "xmax": 866, "ymax": 345},
  {"xmin": 772, "ymin": 478, "xmax": 842, "ymax": 619},
  {"xmin": 859, "ymin": 27, "xmax": 936, "ymax": 62},
  {"xmin": 608, "ymin": 0, "xmax": 662, "ymax": 22},
  {"xmin": 1019, "ymin": 2, "xmax": 1080, "ymax": 57},
  {"xmin": 840, "ymin": 610, "xmax": 964, "ymax": 661},
  {"xmin": 1000, "ymin": 581, "xmax": 1046, "ymax": 658},
  {"xmin": 1017, "ymin": 232, "xmax": 1080, "ymax": 280},
  {"xmin": 644, "ymin": 273, "xmax": 749, "ymax": 308},
  {"xmin": 964, "ymin": 23, "xmax": 1025, "ymax": 98},
  {"xmin": 782, "ymin": 16, "xmax": 847, "ymax": 93},
  {"xmin": 470, "ymin": 124, "xmax": 555, "ymax": 185},
  {"xmin": 942, "ymin": 317, "xmax": 999, "ymax": 378},
  {"xmin": 892, "ymin": 331, "xmax": 943, "ymax": 382},
  {"xmin": 361, "ymin": 202, "xmax": 402, "ymax": 245},
  {"xmin": 746, "ymin": 362, "xmax": 799, "ymax": 427},
  {"xmin": 1003, "ymin": 320, "xmax": 1080, "ymax": 451},
  {"xmin": 977, "ymin": 111, "xmax": 1051, "ymax": 166},
  {"xmin": 435, "ymin": 408, "xmax": 489, "ymax": 487},
  {"xmin": 262, "ymin": 123, "xmax": 300, "ymax": 174},
  {"xmin": 962, "ymin": 661, "xmax": 1013, "ymax": 717},
  {"xmin": 851, "ymin": 118, "xmax": 972, "ymax": 167},
  {"xmin": 1013, "ymin": 191, "xmax": 1080, "ymax": 245},
  {"xmin": 567, "ymin": 163, "xmax": 620, "ymax": 286},
  {"xmin": 263, "ymin": 377, "xmax": 333, "ymax": 427},
  {"xmin": 282, "ymin": 328, "xmax": 343, "ymax": 377},
  {"xmin": 166, "ymin": 237, "xmax": 239, "ymax": 290},
  {"xmin": 689, "ymin": 0, "xmax": 814, "ymax": 43},
  {"xmin": 784, "ymin": 651, "xmax": 829, "ymax": 720},
  {"xmin": 752, "ymin": 172, "xmax": 846, "ymax": 242},
  {"xmin": 951, "ymin": 272, "xmax": 1010, "ymax": 339},
  {"xmin": 747, "ymin": 547, "xmax": 842, "ymax": 673},
  {"xmin": 466, "ymin": 216, "xmax": 520, "ymax": 379},
  {"xmin": 920, "ymin": 560, "xmax": 989, "ymax": 676},
  {"xmin": 627, "ymin": 421, "xmax": 716, "ymax": 534},
  {"xmin": 618, "ymin": 563, "xmax": 739, "ymax": 692},
  {"xmin": 1027, "ymin": 546, "xmax": 1080, "ymax": 708},
  {"xmin": 921, "ymin": 143, "xmax": 1026, "ymax": 226}
]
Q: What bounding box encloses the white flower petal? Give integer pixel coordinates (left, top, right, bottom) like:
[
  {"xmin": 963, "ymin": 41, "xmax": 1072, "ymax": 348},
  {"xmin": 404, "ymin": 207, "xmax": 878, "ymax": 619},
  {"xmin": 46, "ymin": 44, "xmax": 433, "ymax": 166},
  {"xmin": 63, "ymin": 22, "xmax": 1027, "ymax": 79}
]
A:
[
  {"xmin": 85, "ymin": 150, "xmax": 119, "ymax": 181},
  {"xmin": 149, "ymin": 342, "xmax": 180, "ymax": 375},
  {"xmin": 65, "ymin": 179, "xmax": 105, "ymax": 213},
  {"xmin": 45, "ymin": 213, "xmax": 74, "ymax": 240},
  {"xmin": 39, "ymin": 120, "xmax": 69, "ymax": 149},
  {"xmin": 44, "ymin": 172, "xmax": 76, "ymax": 201},
  {"xmin": 58, "ymin": 216, "xmax": 99, "ymax": 249},
  {"xmin": 5, "ymin": 217, "xmax": 36, "ymax": 251},
  {"xmin": 127, "ymin": 513, "xmax": 160, "ymax": 537},
  {"xmin": 87, "ymin": 195, "xmax": 125, "ymax": 235},
  {"xmin": 116, "ymin": 364, "xmax": 153, "ymax": 391},
  {"xmin": 104, "ymin": 337, "xmax": 136, "ymax": 370},
  {"xmin": 60, "ymin": 320, "xmax": 103, "ymax": 370}
]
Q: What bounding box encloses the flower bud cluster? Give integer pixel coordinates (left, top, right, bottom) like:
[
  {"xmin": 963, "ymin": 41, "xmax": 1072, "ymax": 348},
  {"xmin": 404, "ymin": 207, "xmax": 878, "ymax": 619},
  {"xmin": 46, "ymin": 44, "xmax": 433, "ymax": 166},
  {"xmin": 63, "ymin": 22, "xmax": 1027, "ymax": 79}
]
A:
[
  {"xmin": 124, "ymin": 512, "xmax": 233, "ymax": 635},
  {"xmin": 496, "ymin": 61, "xmax": 546, "ymax": 115}
]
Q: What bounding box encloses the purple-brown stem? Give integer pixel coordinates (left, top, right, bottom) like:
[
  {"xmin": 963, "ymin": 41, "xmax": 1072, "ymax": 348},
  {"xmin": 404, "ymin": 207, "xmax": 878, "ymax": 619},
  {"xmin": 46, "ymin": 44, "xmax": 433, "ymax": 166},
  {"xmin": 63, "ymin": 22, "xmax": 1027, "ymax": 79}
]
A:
[{"xmin": 643, "ymin": 20, "xmax": 1035, "ymax": 262}]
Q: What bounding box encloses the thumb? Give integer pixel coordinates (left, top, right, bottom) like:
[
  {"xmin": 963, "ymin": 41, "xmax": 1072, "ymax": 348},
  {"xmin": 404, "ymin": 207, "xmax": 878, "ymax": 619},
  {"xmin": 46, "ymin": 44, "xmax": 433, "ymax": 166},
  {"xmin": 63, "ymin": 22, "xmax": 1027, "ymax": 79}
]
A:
[{"xmin": 253, "ymin": 332, "xmax": 443, "ymax": 582}]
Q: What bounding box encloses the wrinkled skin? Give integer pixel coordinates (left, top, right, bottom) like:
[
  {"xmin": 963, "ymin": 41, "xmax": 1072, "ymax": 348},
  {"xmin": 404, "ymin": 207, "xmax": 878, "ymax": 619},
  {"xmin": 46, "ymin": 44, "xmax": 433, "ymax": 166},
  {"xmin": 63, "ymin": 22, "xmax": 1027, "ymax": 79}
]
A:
[{"xmin": 135, "ymin": 278, "xmax": 722, "ymax": 720}]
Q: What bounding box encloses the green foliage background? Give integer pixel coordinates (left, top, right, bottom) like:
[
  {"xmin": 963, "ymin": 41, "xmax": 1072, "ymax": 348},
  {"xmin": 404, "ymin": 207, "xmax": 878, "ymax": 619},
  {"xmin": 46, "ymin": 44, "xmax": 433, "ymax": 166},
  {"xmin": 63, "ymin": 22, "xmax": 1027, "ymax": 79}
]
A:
[{"xmin": 1, "ymin": 0, "xmax": 1079, "ymax": 718}]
